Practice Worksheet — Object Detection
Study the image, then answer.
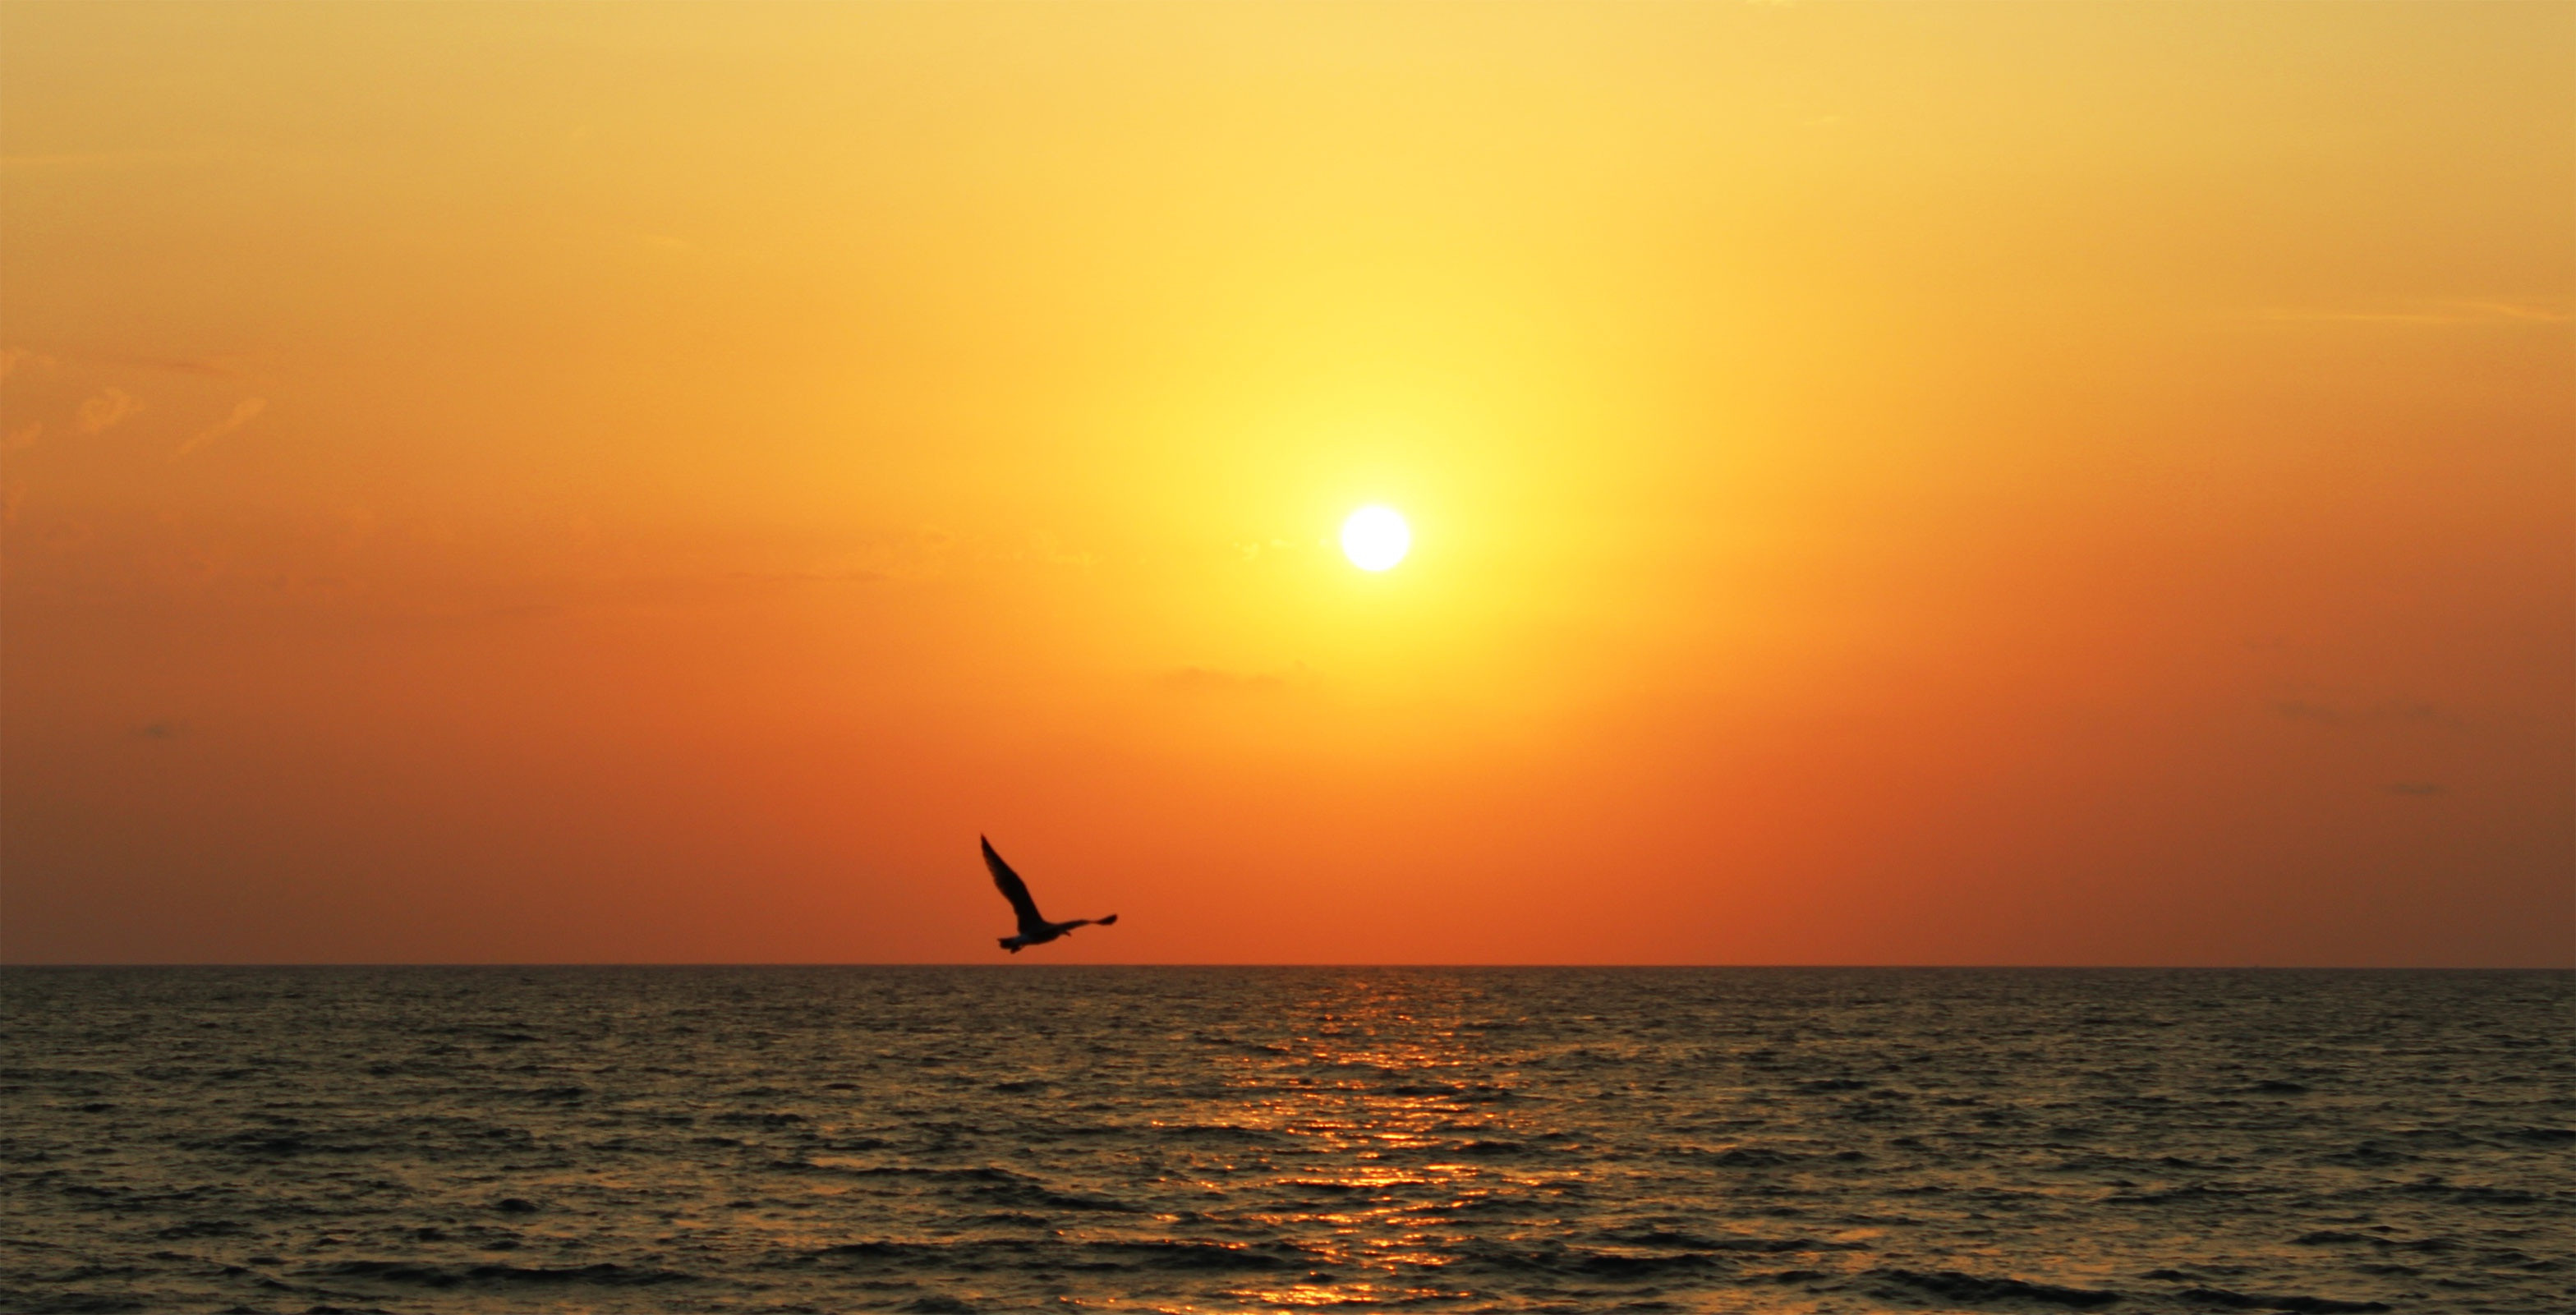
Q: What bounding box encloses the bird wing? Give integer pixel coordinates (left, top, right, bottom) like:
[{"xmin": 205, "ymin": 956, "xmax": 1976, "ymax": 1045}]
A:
[{"xmin": 981, "ymin": 836, "xmax": 1049, "ymax": 935}]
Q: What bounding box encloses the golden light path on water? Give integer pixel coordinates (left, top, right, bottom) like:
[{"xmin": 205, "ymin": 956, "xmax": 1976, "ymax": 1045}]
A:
[{"xmin": 1167, "ymin": 977, "xmax": 1581, "ymax": 1309}]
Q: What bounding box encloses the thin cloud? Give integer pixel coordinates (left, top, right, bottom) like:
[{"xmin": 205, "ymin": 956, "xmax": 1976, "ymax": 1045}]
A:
[
  {"xmin": 726, "ymin": 566, "xmax": 895, "ymax": 585},
  {"xmin": 136, "ymin": 720, "xmax": 186, "ymax": 741},
  {"xmin": 2272, "ymin": 698, "xmax": 2453, "ymax": 729},
  {"xmin": 0, "ymin": 347, "xmax": 58, "ymax": 383},
  {"xmin": 174, "ymin": 397, "xmax": 266, "ymax": 458},
  {"xmin": 1161, "ymin": 663, "xmax": 1309, "ymax": 694},
  {"xmin": 2272, "ymin": 700, "xmax": 2343, "ymax": 724},
  {"xmin": 1016, "ymin": 531, "xmax": 1096, "ymax": 568},
  {"xmin": 0, "ymin": 149, "xmax": 223, "ymax": 171},
  {"xmin": 10, "ymin": 347, "xmax": 257, "ymax": 379},
  {"xmin": 76, "ymin": 387, "xmax": 145, "ymax": 435},
  {"xmin": 2238, "ymin": 298, "xmax": 2572, "ymax": 328},
  {"xmin": 2387, "ymin": 782, "xmax": 2446, "ymax": 798},
  {"xmin": 2448, "ymin": 300, "xmax": 2573, "ymax": 323},
  {"xmin": 5, "ymin": 421, "xmax": 43, "ymax": 453},
  {"xmin": 481, "ymin": 602, "xmax": 570, "ymax": 622},
  {"xmin": 106, "ymin": 353, "xmax": 252, "ymax": 379}
]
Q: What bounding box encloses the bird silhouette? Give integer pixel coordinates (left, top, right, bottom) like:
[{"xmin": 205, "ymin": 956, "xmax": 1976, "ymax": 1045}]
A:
[{"xmin": 982, "ymin": 835, "xmax": 1118, "ymax": 953}]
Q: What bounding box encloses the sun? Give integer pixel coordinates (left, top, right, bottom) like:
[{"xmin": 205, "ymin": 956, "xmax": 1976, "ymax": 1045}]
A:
[{"xmin": 1340, "ymin": 505, "xmax": 1410, "ymax": 572}]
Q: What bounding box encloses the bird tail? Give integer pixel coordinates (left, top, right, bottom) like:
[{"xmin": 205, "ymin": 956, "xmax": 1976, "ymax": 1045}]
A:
[{"xmin": 1098, "ymin": 914, "xmax": 1119, "ymax": 926}]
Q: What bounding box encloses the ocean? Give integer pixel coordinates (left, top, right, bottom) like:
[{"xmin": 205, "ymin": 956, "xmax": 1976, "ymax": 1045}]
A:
[{"xmin": 1, "ymin": 967, "xmax": 2566, "ymax": 1313}]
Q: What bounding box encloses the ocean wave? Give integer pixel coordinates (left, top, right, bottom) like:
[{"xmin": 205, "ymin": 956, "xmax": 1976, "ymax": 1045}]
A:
[{"xmin": 5, "ymin": 965, "xmax": 2566, "ymax": 1313}]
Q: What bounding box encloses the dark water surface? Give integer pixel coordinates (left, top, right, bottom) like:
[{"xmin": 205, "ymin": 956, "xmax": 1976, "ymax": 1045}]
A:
[{"xmin": 2, "ymin": 968, "xmax": 2567, "ymax": 1313}]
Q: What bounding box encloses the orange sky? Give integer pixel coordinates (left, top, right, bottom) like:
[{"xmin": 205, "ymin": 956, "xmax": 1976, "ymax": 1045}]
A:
[{"xmin": 3, "ymin": 2, "xmax": 2569, "ymax": 965}]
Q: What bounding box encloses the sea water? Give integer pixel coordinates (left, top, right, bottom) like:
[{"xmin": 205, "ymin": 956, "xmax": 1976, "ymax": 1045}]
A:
[{"xmin": 2, "ymin": 967, "xmax": 2567, "ymax": 1313}]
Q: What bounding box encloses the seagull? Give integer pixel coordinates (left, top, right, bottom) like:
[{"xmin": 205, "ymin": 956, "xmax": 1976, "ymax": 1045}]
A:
[{"xmin": 982, "ymin": 835, "xmax": 1118, "ymax": 954}]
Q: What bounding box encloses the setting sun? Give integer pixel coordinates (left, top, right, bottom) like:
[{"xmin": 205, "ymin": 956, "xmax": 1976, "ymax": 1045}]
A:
[{"xmin": 1339, "ymin": 506, "xmax": 1412, "ymax": 572}]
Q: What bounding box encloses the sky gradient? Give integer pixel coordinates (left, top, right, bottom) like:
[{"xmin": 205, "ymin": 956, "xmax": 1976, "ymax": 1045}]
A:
[{"xmin": 3, "ymin": 2, "xmax": 2569, "ymax": 965}]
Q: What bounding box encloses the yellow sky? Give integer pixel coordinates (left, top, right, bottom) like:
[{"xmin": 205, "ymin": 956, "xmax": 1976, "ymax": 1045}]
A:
[{"xmin": 3, "ymin": 2, "xmax": 2569, "ymax": 964}]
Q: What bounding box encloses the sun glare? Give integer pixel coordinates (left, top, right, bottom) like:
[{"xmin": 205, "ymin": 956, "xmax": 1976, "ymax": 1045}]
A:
[{"xmin": 1340, "ymin": 506, "xmax": 1411, "ymax": 572}]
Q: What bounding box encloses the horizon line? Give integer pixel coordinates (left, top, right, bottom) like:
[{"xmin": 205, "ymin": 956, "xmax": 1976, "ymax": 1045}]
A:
[{"xmin": 3, "ymin": 961, "xmax": 2569, "ymax": 972}]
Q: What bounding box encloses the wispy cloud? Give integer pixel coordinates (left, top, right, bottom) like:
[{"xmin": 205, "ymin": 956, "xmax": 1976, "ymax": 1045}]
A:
[
  {"xmin": 1016, "ymin": 531, "xmax": 1096, "ymax": 568},
  {"xmin": 727, "ymin": 565, "xmax": 895, "ymax": 585},
  {"xmin": 75, "ymin": 387, "xmax": 145, "ymax": 435},
  {"xmin": 0, "ymin": 347, "xmax": 58, "ymax": 384},
  {"xmin": 1161, "ymin": 663, "xmax": 1309, "ymax": 694},
  {"xmin": 174, "ymin": 397, "xmax": 267, "ymax": 458},
  {"xmin": 744, "ymin": 528, "xmax": 1090, "ymax": 584},
  {"xmin": 2273, "ymin": 698, "xmax": 2454, "ymax": 729},
  {"xmin": 5, "ymin": 421, "xmax": 44, "ymax": 453},
  {"xmin": 6, "ymin": 347, "xmax": 256, "ymax": 380},
  {"xmin": 2237, "ymin": 298, "xmax": 2572, "ymax": 328},
  {"xmin": 1, "ymin": 149, "xmax": 225, "ymax": 171},
  {"xmin": 105, "ymin": 353, "xmax": 255, "ymax": 379}
]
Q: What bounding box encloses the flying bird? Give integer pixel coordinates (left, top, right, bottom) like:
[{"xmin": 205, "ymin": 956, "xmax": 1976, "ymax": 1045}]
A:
[{"xmin": 982, "ymin": 835, "xmax": 1118, "ymax": 954}]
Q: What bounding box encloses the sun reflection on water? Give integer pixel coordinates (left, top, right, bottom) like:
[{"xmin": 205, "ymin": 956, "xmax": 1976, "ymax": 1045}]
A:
[{"xmin": 1142, "ymin": 973, "xmax": 1584, "ymax": 1302}]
